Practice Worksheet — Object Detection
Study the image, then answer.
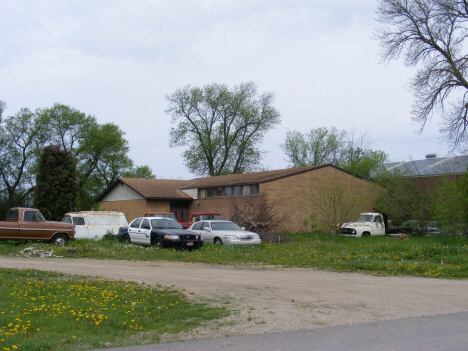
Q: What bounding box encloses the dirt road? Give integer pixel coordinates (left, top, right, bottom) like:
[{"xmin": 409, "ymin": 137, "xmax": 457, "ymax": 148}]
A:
[{"xmin": 1, "ymin": 257, "xmax": 467, "ymax": 341}]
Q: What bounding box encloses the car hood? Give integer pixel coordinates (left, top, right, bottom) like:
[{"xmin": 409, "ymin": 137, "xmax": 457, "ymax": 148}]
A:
[{"xmin": 212, "ymin": 230, "xmax": 258, "ymax": 238}]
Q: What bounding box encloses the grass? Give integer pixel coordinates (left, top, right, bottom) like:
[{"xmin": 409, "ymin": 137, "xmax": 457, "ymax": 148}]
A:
[
  {"xmin": 0, "ymin": 232, "xmax": 467, "ymax": 278},
  {"xmin": 0, "ymin": 268, "xmax": 228, "ymax": 351}
]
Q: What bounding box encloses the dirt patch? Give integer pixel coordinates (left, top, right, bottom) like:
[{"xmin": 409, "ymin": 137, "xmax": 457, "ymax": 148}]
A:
[{"xmin": 1, "ymin": 257, "xmax": 468, "ymax": 341}]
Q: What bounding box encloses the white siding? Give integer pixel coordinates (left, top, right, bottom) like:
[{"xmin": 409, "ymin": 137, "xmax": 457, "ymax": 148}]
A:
[
  {"xmin": 181, "ymin": 188, "xmax": 197, "ymax": 199},
  {"xmin": 100, "ymin": 183, "xmax": 145, "ymax": 201}
]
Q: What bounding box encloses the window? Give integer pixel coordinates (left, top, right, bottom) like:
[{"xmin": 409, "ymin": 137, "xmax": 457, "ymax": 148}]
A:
[
  {"xmin": 7, "ymin": 210, "xmax": 18, "ymax": 220},
  {"xmin": 214, "ymin": 187, "xmax": 222, "ymax": 197},
  {"xmin": 141, "ymin": 219, "xmax": 150, "ymax": 229},
  {"xmin": 201, "ymin": 222, "xmax": 210, "ymax": 230},
  {"xmin": 72, "ymin": 217, "xmax": 85, "ymax": 226},
  {"xmin": 206, "ymin": 188, "xmax": 215, "ymax": 198},
  {"xmin": 62, "ymin": 216, "xmax": 72, "ymax": 223},
  {"xmin": 198, "ymin": 189, "xmax": 206, "ymax": 198},
  {"xmin": 233, "ymin": 186, "xmax": 242, "ymax": 196},
  {"xmin": 192, "ymin": 222, "xmax": 203, "ymax": 230},
  {"xmin": 224, "ymin": 187, "xmax": 232, "ymax": 196},
  {"xmin": 242, "ymin": 185, "xmax": 251, "ymax": 195},
  {"xmin": 24, "ymin": 211, "xmax": 40, "ymax": 222},
  {"xmin": 130, "ymin": 219, "xmax": 143, "ymax": 228},
  {"xmin": 251, "ymin": 184, "xmax": 259, "ymax": 195}
]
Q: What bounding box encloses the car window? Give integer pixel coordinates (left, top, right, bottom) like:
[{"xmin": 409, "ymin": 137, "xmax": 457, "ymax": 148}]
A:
[
  {"xmin": 192, "ymin": 222, "xmax": 203, "ymax": 230},
  {"xmin": 141, "ymin": 219, "xmax": 150, "ymax": 229},
  {"xmin": 130, "ymin": 219, "xmax": 143, "ymax": 228},
  {"xmin": 61, "ymin": 216, "xmax": 72, "ymax": 223},
  {"xmin": 72, "ymin": 217, "xmax": 85, "ymax": 225},
  {"xmin": 191, "ymin": 215, "xmax": 198, "ymax": 222},
  {"xmin": 7, "ymin": 210, "xmax": 18, "ymax": 220},
  {"xmin": 211, "ymin": 222, "xmax": 241, "ymax": 231},
  {"xmin": 150, "ymin": 219, "xmax": 183, "ymax": 229},
  {"xmin": 200, "ymin": 222, "xmax": 210, "ymax": 230},
  {"xmin": 373, "ymin": 216, "xmax": 381, "ymax": 223},
  {"xmin": 23, "ymin": 211, "xmax": 40, "ymax": 222}
]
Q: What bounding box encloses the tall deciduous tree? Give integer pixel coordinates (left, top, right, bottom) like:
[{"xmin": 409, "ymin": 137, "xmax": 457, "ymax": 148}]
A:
[
  {"xmin": 34, "ymin": 145, "xmax": 78, "ymax": 221},
  {"xmin": 166, "ymin": 82, "xmax": 281, "ymax": 176},
  {"xmin": 375, "ymin": 0, "xmax": 468, "ymax": 148}
]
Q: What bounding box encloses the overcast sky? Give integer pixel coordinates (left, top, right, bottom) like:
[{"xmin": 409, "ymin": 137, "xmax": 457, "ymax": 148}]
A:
[{"xmin": 0, "ymin": 0, "xmax": 451, "ymax": 179}]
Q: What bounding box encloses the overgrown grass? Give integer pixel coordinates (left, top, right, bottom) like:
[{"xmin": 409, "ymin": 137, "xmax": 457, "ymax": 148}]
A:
[
  {"xmin": 0, "ymin": 268, "xmax": 228, "ymax": 351},
  {"xmin": 0, "ymin": 232, "xmax": 467, "ymax": 278}
]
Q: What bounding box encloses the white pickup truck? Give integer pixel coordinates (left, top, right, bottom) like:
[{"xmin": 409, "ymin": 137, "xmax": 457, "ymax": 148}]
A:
[{"xmin": 340, "ymin": 213, "xmax": 388, "ymax": 237}]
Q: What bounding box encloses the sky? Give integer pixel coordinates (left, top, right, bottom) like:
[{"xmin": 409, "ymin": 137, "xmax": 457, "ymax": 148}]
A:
[{"xmin": 0, "ymin": 0, "xmax": 452, "ymax": 179}]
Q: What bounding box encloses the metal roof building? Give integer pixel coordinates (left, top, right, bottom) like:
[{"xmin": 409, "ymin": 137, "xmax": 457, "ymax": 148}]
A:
[{"xmin": 383, "ymin": 154, "xmax": 468, "ymax": 177}]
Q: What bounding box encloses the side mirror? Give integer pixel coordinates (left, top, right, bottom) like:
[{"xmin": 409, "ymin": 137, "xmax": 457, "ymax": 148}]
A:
[
  {"xmin": 203, "ymin": 227, "xmax": 211, "ymax": 232},
  {"xmin": 242, "ymin": 227, "xmax": 245, "ymax": 231}
]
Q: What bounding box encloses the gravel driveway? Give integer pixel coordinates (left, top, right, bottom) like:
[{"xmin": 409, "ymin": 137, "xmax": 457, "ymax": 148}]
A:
[{"xmin": 1, "ymin": 257, "xmax": 467, "ymax": 342}]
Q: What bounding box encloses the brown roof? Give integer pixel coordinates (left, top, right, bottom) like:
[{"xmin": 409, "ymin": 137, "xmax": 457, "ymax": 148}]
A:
[
  {"xmin": 96, "ymin": 165, "xmax": 331, "ymax": 201},
  {"xmin": 180, "ymin": 165, "xmax": 327, "ymax": 189},
  {"xmin": 116, "ymin": 178, "xmax": 193, "ymax": 199}
]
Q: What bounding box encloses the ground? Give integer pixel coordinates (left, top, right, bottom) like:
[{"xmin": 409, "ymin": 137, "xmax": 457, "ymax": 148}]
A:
[{"xmin": 1, "ymin": 257, "xmax": 467, "ymax": 342}]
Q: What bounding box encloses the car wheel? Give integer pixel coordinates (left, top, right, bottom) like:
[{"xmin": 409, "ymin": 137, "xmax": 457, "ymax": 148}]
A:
[
  {"xmin": 214, "ymin": 237, "xmax": 223, "ymax": 245},
  {"xmin": 362, "ymin": 232, "xmax": 371, "ymax": 237},
  {"xmin": 153, "ymin": 237, "xmax": 163, "ymax": 248},
  {"xmin": 51, "ymin": 234, "xmax": 68, "ymax": 246},
  {"xmin": 122, "ymin": 234, "xmax": 131, "ymax": 243}
]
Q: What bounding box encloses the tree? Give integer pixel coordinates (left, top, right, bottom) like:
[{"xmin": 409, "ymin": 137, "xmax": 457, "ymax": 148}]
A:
[
  {"xmin": 280, "ymin": 127, "xmax": 348, "ymax": 167},
  {"xmin": 121, "ymin": 165, "xmax": 156, "ymax": 179},
  {"xmin": 281, "ymin": 127, "xmax": 388, "ymax": 179},
  {"xmin": 165, "ymin": 82, "xmax": 281, "ymax": 176},
  {"xmin": 298, "ymin": 170, "xmax": 380, "ymax": 234},
  {"xmin": 0, "ymin": 108, "xmax": 48, "ymax": 213},
  {"xmin": 34, "ymin": 145, "xmax": 78, "ymax": 221},
  {"xmin": 375, "ymin": 0, "xmax": 468, "ymax": 148}
]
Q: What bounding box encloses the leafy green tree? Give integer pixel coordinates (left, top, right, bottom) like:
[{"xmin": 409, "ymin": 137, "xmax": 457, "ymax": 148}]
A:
[
  {"xmin": 165, "ymin": 82, "xmax": 281, "ymax": 176},
  {"xmin": 281, "ymin": 127, "xmax": 388, "ymax": 179},
  {"xmin": 0, "ymin": 108, "xmax": 48, "ymax": 213},
  {"xmin": 375, "ymin": 0, "xmax": 468, "ymax": 148},
  {"xmin": 34, "ymin": 145, "xmax": 78, "ymax": 221},
  {"xmin": 122, "ymin": 165, "xmax": 156, "ymax": 179}
]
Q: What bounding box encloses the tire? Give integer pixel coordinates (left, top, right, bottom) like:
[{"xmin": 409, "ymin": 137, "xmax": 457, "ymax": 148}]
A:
[
  {"xmin": 153, "ymin": 237, "xmax": 163, "ymax": 248},
  {"xmin": 362, "ymin": 232, "xmax": 371, "ymax": 237},
  {"xmin": 51, "ymin": 234, "xmax": 68, "ymax": 246},
  {"xmin": 214, "ymin": 237, "xmax": 223, "ymax": 245},
  {"xmin": 122, "ymin": 234, "xmax": 131, "ymax": 244}
]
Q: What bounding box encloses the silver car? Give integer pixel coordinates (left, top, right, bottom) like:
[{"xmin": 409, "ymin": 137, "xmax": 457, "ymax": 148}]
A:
[{"xmin": 189, "ymin": 220, "xmax": 261, "ymax": 246}]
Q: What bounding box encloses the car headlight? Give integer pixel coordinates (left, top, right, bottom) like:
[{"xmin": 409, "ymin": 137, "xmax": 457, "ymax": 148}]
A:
[
  {"xmin": 164, "ymin": 234, "xmax": 180, "ymax": 240},
  {"xmin": 223, "ymin": 235, "xmax": 239, "ymax": 239}
]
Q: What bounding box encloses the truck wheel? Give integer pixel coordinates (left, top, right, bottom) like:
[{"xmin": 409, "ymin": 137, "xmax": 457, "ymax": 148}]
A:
[
  {"xmin": 214, "ymin": 237, "xmax": 223, "ymax": 245},
  {"xmin": 153, "ymin": 237, "xmax": 163, "ymax": 248},
  {"xmin": 362, "ymin": 232, "xmax": 371, "ymax": 237},
  {"xmin": 51, "ymin": 234, "xmax": 68, "ymax": 246},
  {"xmin": 122, "ymin": 235, "xmax": 131, "ymax": 244}
]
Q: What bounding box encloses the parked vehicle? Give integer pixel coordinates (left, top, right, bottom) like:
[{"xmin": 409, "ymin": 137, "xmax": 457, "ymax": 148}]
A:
[
  {"xmin": 61, "ymin": 211, "xmax": 128, "ymax": 240},
  {"xmin": 144, "ymin": 212, "xmax": 177, "ymax": 220},
  {"xmin": 125, "ymin": 217, "xmax": 203, "ymax": 249},
  {"xmin": 340, "ymin": 213, "xmax": 388, "ymax": 237},
  {"xmin": 0, "ymin": 207, "xmax": 75, "ymax": 245},
  {"xmin": 179, "ymin": 212, "xmax": 221, "ymax": 228},
  {"xmin": 189, "ymin": 220, "xmax": 261, "ymax": 246}
]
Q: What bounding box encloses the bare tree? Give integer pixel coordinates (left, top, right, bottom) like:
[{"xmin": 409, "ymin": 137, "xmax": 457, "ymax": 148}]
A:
[
  {"xmin": 375, "ymin": 0, "xmax": 468, "ymax": 149},
  {"xmin": 298, "ymin": 172, "xmax": 380, "ymax": 235}
]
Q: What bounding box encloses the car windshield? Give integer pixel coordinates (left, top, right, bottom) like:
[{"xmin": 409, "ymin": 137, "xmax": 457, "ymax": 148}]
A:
[
  {"xmin": 199, "ymin": 214, "xmax": 221, "ymax": 221},
  {"xmin": 150, "ymin": 219, "xmax": 183, "ymax": 229},
  {"xmin": 356, "ymin": 215, "xmax": 374, "ymax": 222},
  {"xmin": 211, "ymin": 222, "xmax": 241, "ymax": 231}
]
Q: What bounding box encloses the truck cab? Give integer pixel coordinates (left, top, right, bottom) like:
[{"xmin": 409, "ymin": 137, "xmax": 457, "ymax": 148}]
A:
[{"xmin": 340, "ymin": 213, "xmax": 388, "ymax": 237}]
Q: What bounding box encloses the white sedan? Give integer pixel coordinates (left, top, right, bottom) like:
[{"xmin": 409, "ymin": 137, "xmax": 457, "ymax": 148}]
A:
[{"xmin": 189, "ymin": 220, "xmax": 261, "ymax": 246}]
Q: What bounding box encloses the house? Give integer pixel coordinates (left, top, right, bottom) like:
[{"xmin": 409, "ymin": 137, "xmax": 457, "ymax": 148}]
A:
[{"xmin": 96, "ymin": 164, "xmax": 379, "ymax": 232}]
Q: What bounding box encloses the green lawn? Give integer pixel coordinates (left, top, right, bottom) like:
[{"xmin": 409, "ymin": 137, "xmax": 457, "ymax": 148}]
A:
[{"xmin": 1, "ymin": 232, "xmax": 467, "ymax": 278}]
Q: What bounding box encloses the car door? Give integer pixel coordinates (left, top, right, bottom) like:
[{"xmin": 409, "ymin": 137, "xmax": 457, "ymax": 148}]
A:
[
  {"xmin": 190, "ymin": 222, "xmax": 208, "ymax": 242},
  {"xmin": 128, "ymin": 218, "xmax": 143, "ymax": 244},
  {"xmin": 372, "ymin": 215, "xmax": 384, "ymax": 235},
  {"xmin": 72, "ymin": 216, "xmax": 89, "ymax": 239},
  {"xmin": 19, "ymin": 210, "xmax": 47, "ymax": 240},
  {"xmin": 200, "ymin": 222, "xmax": 215, "ymax": 244},
  {"xmin": 139, "ymin": 218, "xmax": 152, "ymax": 245}
]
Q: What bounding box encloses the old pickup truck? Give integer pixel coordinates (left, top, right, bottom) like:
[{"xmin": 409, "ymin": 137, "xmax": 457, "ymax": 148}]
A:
[{"xmin": 0, "ymin": 207, "xmax": 75, "ymax": 245}]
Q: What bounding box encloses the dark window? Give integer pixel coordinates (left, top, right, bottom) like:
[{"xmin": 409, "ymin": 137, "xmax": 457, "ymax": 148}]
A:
[
  {"xmin": 206, "ymin": 188, "xmax": 215, "ymax": 198},
  {"xmin": 373, "ymin": 216, "xmax": 381, "ymax": 223},
  {"xmin": 141, "ymin": 219, "xmax": 150, "ymax": 229},
  {"xmin": 24, "ymin": 211, "xmax": 40, "ymax": 222},
  {"xmin": 72, "ymin": 217, "xmax": 85, "ymax": 225},
  {"xmin": 201, "ymin": 222, "xmax": 210, "ymax": 230},
  {"xmin": 7, "ymin": 210, "xmax": 18, "ymax": 220},
  {"xmin": 224, "ymin": 186, "xmax": 232, "ymax": 196},
  {"xmin": 214, "ymin": 187, "xmax": 222, "ymax": 197},
  {"xmin": 233, "ymin": 186, "xmax": 242, "ymax": 196},
  {"xmin": 130, "ymin": 219, "xmax": 143, "ymax": 228},
  {"xmin": 251, "ymin": 184, "xmax": 259, "ymax": 195},
  {"xmin": 192, "ymin": 222, "xmax": 203, "ymax": 230}
]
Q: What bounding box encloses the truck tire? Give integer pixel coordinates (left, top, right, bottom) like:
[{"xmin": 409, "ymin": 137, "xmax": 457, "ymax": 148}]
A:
[
  {"xmin": 362, "ymin": 232, "xmax": 371, "ymax": 237},
  {"xmin": 122, "ymin": 234, "xmax": 131, "ymax": 244},
  {"xmin": 51, "ymin": 234, "xmax": 68, "ymax": 246}
]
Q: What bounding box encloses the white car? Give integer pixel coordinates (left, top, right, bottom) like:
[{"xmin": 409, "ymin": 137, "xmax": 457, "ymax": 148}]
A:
[{"xmin": 189, "ymin": 220, "xmax": 261, "ymax": 246}]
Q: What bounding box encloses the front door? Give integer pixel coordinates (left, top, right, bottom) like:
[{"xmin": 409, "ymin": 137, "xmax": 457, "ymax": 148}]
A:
[{"xmin": 170, "ymin": 201, "xmax": 191, "ymax": 223}]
